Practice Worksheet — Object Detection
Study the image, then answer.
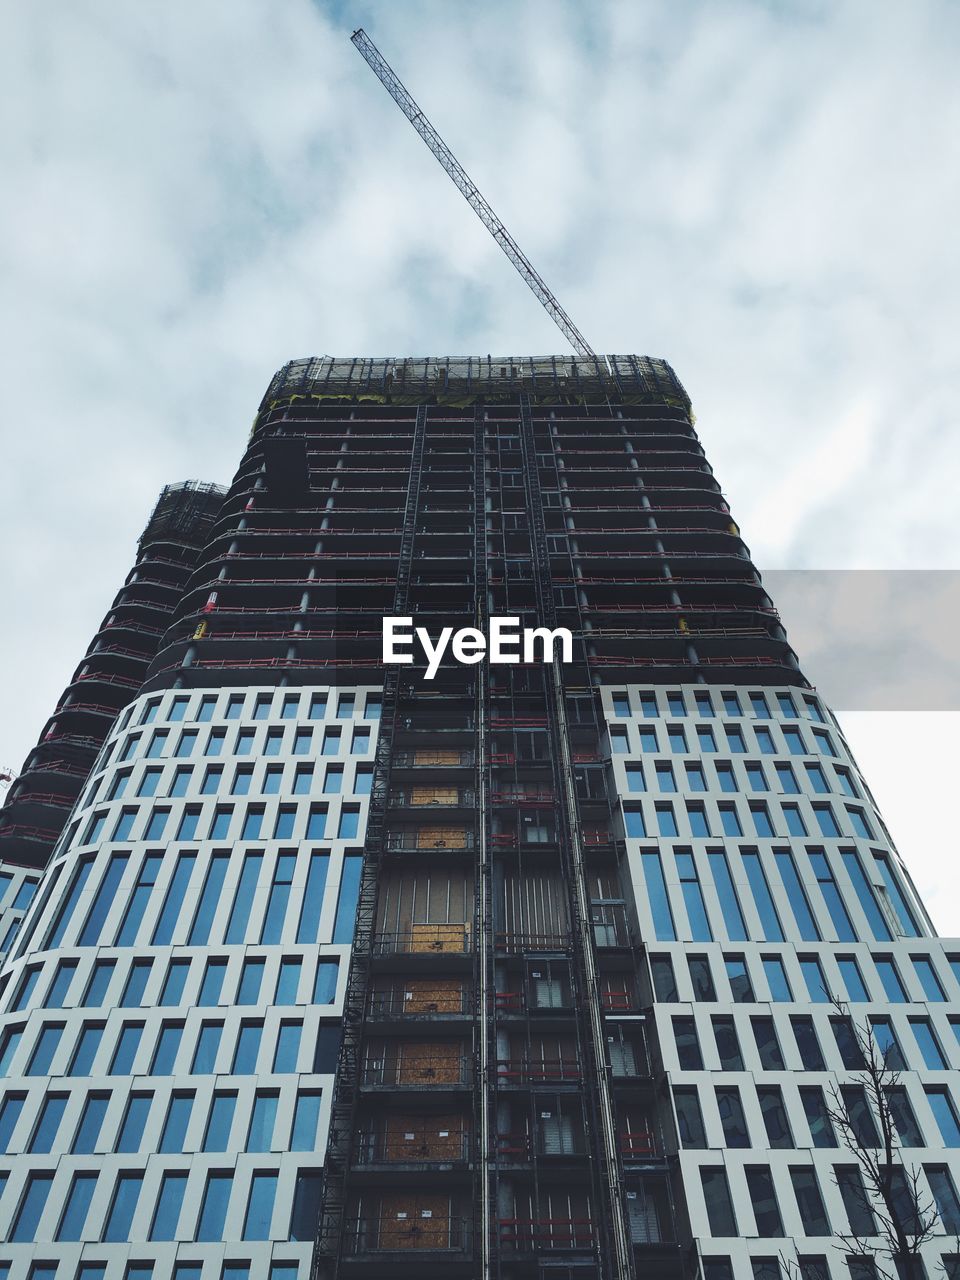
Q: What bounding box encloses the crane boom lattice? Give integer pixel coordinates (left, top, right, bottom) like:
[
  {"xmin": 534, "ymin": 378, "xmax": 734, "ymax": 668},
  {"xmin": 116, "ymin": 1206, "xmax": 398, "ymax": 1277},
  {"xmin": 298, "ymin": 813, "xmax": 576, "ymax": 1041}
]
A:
[{"xmin": 351, "ymin": 28, "xmax": 596, "ymax": 361}]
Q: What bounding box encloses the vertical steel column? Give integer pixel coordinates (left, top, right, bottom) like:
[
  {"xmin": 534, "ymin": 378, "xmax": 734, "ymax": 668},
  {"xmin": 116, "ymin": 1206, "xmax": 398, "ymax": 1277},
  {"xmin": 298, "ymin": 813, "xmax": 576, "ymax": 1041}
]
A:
[
  {"xmin": 518, "ymin": 395, "xmax": 636, "ymax": 1280},
  {"xmin": 312, "ymin": 404, "xmax": 428, "ymax": 1278}
]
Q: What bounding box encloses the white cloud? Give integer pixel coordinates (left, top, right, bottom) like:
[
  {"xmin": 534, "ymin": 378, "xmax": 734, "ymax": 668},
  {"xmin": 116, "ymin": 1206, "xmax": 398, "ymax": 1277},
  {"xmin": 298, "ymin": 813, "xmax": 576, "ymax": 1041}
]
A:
[{"xmin": 1, "ymin": 0, "xmax": 959, "ymax": 928}]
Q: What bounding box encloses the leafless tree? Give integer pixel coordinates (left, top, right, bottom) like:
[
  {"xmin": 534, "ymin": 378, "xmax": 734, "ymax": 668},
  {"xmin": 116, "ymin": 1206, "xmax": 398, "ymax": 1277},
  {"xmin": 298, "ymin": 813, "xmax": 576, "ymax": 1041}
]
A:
[{"xmin": 823, "ymin": 999, "xmax": 943, "ymax": 1280}]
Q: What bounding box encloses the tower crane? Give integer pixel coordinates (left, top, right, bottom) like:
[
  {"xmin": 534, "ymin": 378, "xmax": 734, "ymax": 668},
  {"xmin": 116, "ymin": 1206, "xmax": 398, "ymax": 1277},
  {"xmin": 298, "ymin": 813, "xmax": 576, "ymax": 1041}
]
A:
[{"xmin": 351, "ymin": 28, "xmax": 596, "ymax": 361}]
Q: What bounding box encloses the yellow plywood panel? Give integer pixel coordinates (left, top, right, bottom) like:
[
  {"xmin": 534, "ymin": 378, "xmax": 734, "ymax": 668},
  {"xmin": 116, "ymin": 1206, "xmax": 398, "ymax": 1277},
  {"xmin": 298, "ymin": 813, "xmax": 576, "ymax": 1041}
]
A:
[
  {"xmin": 404, "ymin": 979, "xmax": 464, "ymax": 1013},
  {"xmin": 397, "ymin": 1040, "xmax": 461, "ymax": 1084},
  {"xmin": 416, "ymin": 826, "xmax": 467, "ymax": 848},
  {"xmin": 409, "ymin": 922, "xmax": 470, "ymax": 953},
  {"xmin": 411, "ymin": 786, "xmax": 459, "ymax": 806},
  {"xmin": 378, "ymin": 1194, "xmax": 451, "ymax": 1249},
  {"xmin": 414, "ymin": 749, "xmax": 461, "ymax": 765}
]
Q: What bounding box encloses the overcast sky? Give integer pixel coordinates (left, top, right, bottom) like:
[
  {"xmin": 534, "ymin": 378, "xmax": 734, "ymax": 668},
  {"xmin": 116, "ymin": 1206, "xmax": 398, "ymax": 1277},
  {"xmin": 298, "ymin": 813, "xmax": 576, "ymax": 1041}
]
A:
[{"xmin": 2, "ymin": 1, "xmax": 958, "ymax": 929}]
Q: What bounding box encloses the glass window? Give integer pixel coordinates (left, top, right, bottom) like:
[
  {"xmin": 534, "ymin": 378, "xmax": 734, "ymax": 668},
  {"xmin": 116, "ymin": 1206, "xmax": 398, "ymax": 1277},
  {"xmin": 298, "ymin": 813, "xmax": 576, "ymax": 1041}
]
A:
[
  {"xmin": 11, "ymin": 966, "xmax": 41, "ymax": 1013},
  {"xmin": 189, "ymin": 852, "xmax": 230, "ymax": 945},
  {"xmin": 870, "ymin": 1018, "xmax": 906, "ymax": 1070},
  {"xmin": 716, "ymin": 762, "xmax": 737, "ymax": 792},
  {"xmin": 708, "ymin": 851, "xmax": 748, "ymax": 940},
  {"xmin": 914, "ymin": 956, "xmax": 946, "ymax": 1001},
  {"xmin": 840, "ymin": 851, "xmax": 892, "ymax": 941},
  {"xmin": 873, "ymin": 853, "xmax": 921, "ymax": 936},
  {"xmin": 191, "ymin": 1022, "xmax": 223, "ymax": 1074},
  {"xmin": 332, "ymin": 855, "xmax": 362, "ymax": 943},
  {"xmin": 700, "ymin": 1167, "xmax": 737, "ymax": 1235},
  {"xmin": 136, "ymin": 762, "xmax": 161, "ymax": 793},
  {"xmin": 752, "ymin": 1017, "xmax": 785, "ymax": 1068},
  {"xmin": 624, "ymin": 805, "xmax": 646, "ymax": 837},
  {"xmin": 321, "ymin": 728, "xmax": 340, "ymax": 756},
  {"xmin": 237, "ymin": 959, "xmax": 265, "ymax": 1005},
  {"xmin": 338, "ymin": 806, "xmax": 361, "ymax": 839},
  {"xmin": 713, "ymin": 1016, "xmax": 744, "ymax": 1070},
  {"xmin": 783, "ymin": 805, "xmax": 807, "ymax": 836},
  {"xmin": 27, "ymin": 1024, "xmax": 63, "ymax": 1075},
  {"xmin": 308, "ymin": 694, "xmax": 327, "ymax": 719},
  {"xmin": 755, "ymin": 727, "xmax": 775, "ymax": 754},
  {"xmin": 294, "ymin": 765, "xmax": 314, "ymax": 795},
  {"xmin": 114, "ymin": 852, "xmax": 162, "ymax": 947},
  {"xmin": 232, "ymin": 766, "xmax": 253, "ymax": 796},
  {"xmin": 0, "ymin": 1093, "xmax": 26, "ymax": 1153},
  {"xmin": 109, "ymin": 1022, "xmax": 144, "ymax": 1074},
  {"xmin": 170, "ymin": 767, "xmax": 192, "ymax": 798},
  {"xmin": 28, "ymin": 1093, "xmax": 67, "ymax": 1154},
  {"xmin": 10, "ymin": 1172, "xmax": 54, "ymax": 1242},
  {"xmin": 150, "ymin": 1171, "xmax": 188, "ymax": 1242},
  {"xmin": 103, "ymin": 1172, "xmax": 144, "ymax": 1241},
  {"xmin": 741, "ymin": 852, "xmax": 785, "ymax": 941},
  {"xmin": 273, "ymin": 1021, "xmax": 302, "ymax": 1072},
  {"xmin": 638, "ymin": 727, "xmax": 658, "ymax": 752},
  {"xmin": 689, "ymin": 955, "xmax": 716, "ymax": 1001},
  {"xmin": 673, "ymin": 1017, "xmax": 702, "ymax": 1069},
  {"xmin": 241, "ymin": 808, "xmax": 264, "ymax": 841},
  {"xmin": 657, "ymin": 803, "xmax": 678, "ymax": 836},
  {"xmin": 805, "ymin": 763, "xmax": 828, "ymax": 793},
  {"xmin": 792, "ymin": 1016, "xmax": 826, "ymax": 1070},
  {"xmin": 323, "ymin": 766, "xmax": 343, "ymax": 795},
  {"xmin": 926, "ymin": 1166, "xmax": 960, "ymax": 1234},
  {"xmin": 290, "ymin": 1170, "xmax": 324, "ymax": 1242},
  {"xmin": 719, "ymin": 805, "xmax": 742, "ymax": 837},
  {"xmin": 146, "ymin": 730, "xmax": 169, "ymax": 758},
  {"xmin": 685, "ymin": 763, "xmax": 707, "ymax": 792},
  {"xmin": 225, "ymin": 694, "xmax": 244, "ymax": 719},
  {"xmin": 175, "ymin": 808, "xmax": 201, "ymax": 841},
  {"xmin": 225, "ymin": 853, "xmax": 264, "ymax": 944},
  {"xmin": 243, "ymin": 1171, "xmax": 278, "ymax": 1240},
  {"xmin": 115, "ymin": 1092, "xmax": 152, "ymax": 1152},
  {"xmin": 642, "ymin": 852, "xmax": 676, "ymax": 941},
  {"xmin": 625, "ymin": 764, "xmax": 645, "ymax": 792},
  {"xmin": 836, "ymin": 1164, "xmax": 876, "ymax": 1236},
  {"xmin": 887, "ymin": 1087, "xmax": 924, "ymax": 1146},
  {"xmin": 205, "ymin": 727, "xmax": 226, "ymax": 756},
  {"xmin": 790, "ymin": 1166, "xmax": 830, "ymax": 1235},
  {"xmin": 910, "ymin": 1018, "xmax": 947, "ymax": 1070},
  {"xmin": 72, "ymin": 1093, "xmax": 109, "ymax": 1153},
  {"xmin": 275, "ymin": 958, "xmax": 302, "ymax": 1005},
  {"xmin": 725, "ymin": 956, "xmax": 755, "ymax": 1002},
  {"xmin": 808, "ymin": 849, "xmax": 856, "ymax": 940},
  {"xmin": 314, "ymin": 959, "xmax": 339, "ymax": 1004},
  {"xmin": 160, "ymin": 959, "xmax": 190, "ymax": 1007},
  {"xmin": 813, "ymin": 805, "xmax": 840, "ymax": 837},
  {"xmin": 202, "ymin": 1091, "xmax": 237, "ymax": 1152},
  {"xmin": 847, "ymin": 807, "xmax": 873, "ymax": 839},
  {"xmin": 776, "ymin": 763, "xmax": 800, "ymax": 793},
  {"xmin": 296, "ymin": 852, "xmax": 330, "ymax": 944},
  {"xmin": 152, "ymin": 853, "xmax": 197, "ymax": 946},
  {"xmin": 196, "ymin": 1171, "xmax": 233, "ymax": 1241},
  {"xmin": 655, "ymin": 763, "xmax": 677, "ymax": 793},
  {"xmin": 69, "ymin": 1023, "xmax": 103, "ymax": 1076},
  {"xmin": 650, "ymin": 956, "xmax": 678, "ymax": 1002},
  {"xmin": 688, "ymin": 803, "xmax": 710, "ymax": 837},
  {"xmin": 674, "ymin": 1087, "xmax": 706, "ymax": 1147},
  {"xmin": 751, "ymin": 802, "xmax": 774, "ymax": 836},
  {"xmin": 159, "ymin": 1092, "xmax": 193, "ymax": 1154},
  {"xmin": 261, "ymin": 853, "xmax": 296, "ymax": 945},
  {"xmin": 676, "ymin": 851, "xmax": 712, "ymax": 941},
  {"xmin": 723, "ymin": 692, "xmax": 742, "ymax": 716},
  {"xmin": 354, "ymin": 765, "xmax": 373, "ymax": 794},
  {"xmin": 668, "ymin": 725, "xmax": 687, "ymax": 752},
  {"xmin": 783, "ymin": 727, "xmax": 805, "ymax": 754},
  {"xmin": 45, "ymin": 856, "xmax": 94, "ymax": 948},
  {"xmin": 668, "ymin": 692, "xmax": 686, "ymax": 716},
  {"xmin": 758, "ymin": 1086, "xmax": 794, "ymax": 1148},
  {"xmin": 246, "ymin": 1091, "xmax": 278, "ymax": 1152},
  {"xmin": 291, "ymin": 1090, "xmax": 322, "ymax": 1151},
  {"xmin": 799, "ymin": 957, "xmax": 831, "ymax": 1003},
  {"xmin": 306, "ymin": 806, "xmax": 327, "ymax": 839},
  {"xmin": 926, "ymin": 1088, "xmax": 960, "ymax": 1146},
  {"xmin": 235, "ymin": 729, "xmax": 255, "ymax": 757},
  {"xmin": 832, "ymin": 1020, "xmax": 866, "ymax": 1070},
  {"xmin": 746, "ymin": 764, "xmax": 769, "ymax": 793},
  {"xmin": 876, "ymin": 957, "xmax": 908, "ymax": 1002},
  {"xmin": 745, "ymin": 1166, "xmax": 783, "ymax": 1235},
  {"xmin": 763, "ymin": 956, "xmax": 792, "ymax": 1001},
  {"xmin": 698, "ymin": 726, "xmax": 717, "ymax": 752},
  {"xmin": 717, "ymin": 1086, "xmax": 750, "ymax": 1148},
  {"xmin": 143, "ymin": 808, "xmax": 169, "ymax": 840},
  {"xmin": 281, "ymin": 694, "xmax": 300, "ymax": 719},
  {"xmin": 775, "ymin": 851, "xmax": 821, "ymax": 941},
  {"xmin": 151, "ymin": 1022, "xmax": 184, "ymax": 1074},
  {"xmin": 835, "ymin": 767, "xmax": 859, "ymax": 797},
  {"xmin": 120, "ymin": 959, "xmax": 152, "ymax": 1007},
  {"xmin": 264, "ymin": 728, "xmax": 283, "ymax": 757},
  {"xmin": 263, "ymin": 765, "xmax": 283, "ymax": 795},
  {"xmin": 799, "ymin": 1087, "xmax": 836, "ymax": 1148},
  {"xmin": 233, "ymin": 1022, "xmax": 263, "ymax": 1074},
  {"xmin": 837, "ymin": 955, "xmax": 869, "ymax": 1001}
]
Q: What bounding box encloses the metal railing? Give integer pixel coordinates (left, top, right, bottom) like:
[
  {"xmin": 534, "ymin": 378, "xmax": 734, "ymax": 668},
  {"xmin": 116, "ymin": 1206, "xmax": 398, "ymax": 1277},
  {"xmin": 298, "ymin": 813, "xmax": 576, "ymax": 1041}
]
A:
[
  {"xmin": 360, "ymin": 1055, "xmax": 472, "ymax": 1087},
  {"xmin": 371, "ymin": 926, "xmax": 472, "ymax": 956}
]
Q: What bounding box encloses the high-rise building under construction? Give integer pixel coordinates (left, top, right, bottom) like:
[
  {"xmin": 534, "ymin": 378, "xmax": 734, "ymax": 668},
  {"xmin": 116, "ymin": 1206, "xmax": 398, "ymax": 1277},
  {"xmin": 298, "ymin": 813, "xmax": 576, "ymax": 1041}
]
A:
[{"xmin": 0, "ymin": 354, "xmax": 957, "ymax": 1280}]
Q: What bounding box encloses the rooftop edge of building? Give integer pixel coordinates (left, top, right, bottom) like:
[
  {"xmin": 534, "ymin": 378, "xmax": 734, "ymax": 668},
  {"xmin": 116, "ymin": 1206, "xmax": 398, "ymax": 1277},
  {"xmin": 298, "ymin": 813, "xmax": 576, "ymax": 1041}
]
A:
[{"xmin": 258, "ymin": 353, "xmax": 691, "ymax": 413}]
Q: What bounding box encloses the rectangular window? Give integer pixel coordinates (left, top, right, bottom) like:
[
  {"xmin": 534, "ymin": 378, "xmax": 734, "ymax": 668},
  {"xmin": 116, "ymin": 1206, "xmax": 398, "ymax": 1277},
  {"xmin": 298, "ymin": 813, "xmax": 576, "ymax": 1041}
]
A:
[
  {"xmin": 321, "ymin": 728, "xmax": 340, "ymax": 756},
  {"xmin": 235, "ymin": 729, "xmax": 255, "ymax": 756},
  {"xmin": 45, "ymin": 856, "xmax": 94, "ymax": 949},
  {"xmin": 275, "ymin": 958, "xmax": 302, "ymax": 1004},
  {"xmin": 207, "ymin": 805, "xmax": 232, "ymax": 841},
  {"xmin": 309, "ymin": 694, "xmax": 327, "ymax": 719},
  {"xmin": 910, "ymin": 1018, "xmax": 947, "ymax": 1069},
  {"xmin": 708, "ymin": 851, "xmax": 748, "ymax": 940},
  {"xmin": 150, "ymin": 1171, "xmax": 188, "ymax": 1242},
  {"xmin": 758, "ymin": 1086, "xmax": 794, "ymax": 1149},
  {"xmin": 926, "ymin": 1087, "xmax": 960, "ymax": 1146},
  {"xmin": 198, "ymin": 695, "xmax": 216, "ymax": 721},
  {"xmin": 103, "ymin": 1172, "xmax": 144, "ymax": 1241},
  {"xmin": 28, "ymin": 1093, "xmax": 67, "ymax": 1154},
  {"xmin": 763, "ymin": 956, "xmax": 792, "ymax": 1001},
  {"xmin": 237, "ymin": 959, "xmax": 265, "ymax": 1005},
  {"xmin": 657, "ymin": 804, "xmax": 679, "ymax": 837},
  {"xmin": 876, "ymin": 957, "xmax": 908, "ymax": 1002},
  {"xmin": 10, "ymin": 1172, "xmax": 54, "ymax": 1242},
  {"xmin": 674, "ymin": 1087, "xmax": 706, "ymax": 1147},
  {"xmin": 776, "ymin": 763, "xmax": 800, "ymax": 793},
  {"xmin": 263, "ymin": 765, "xmax": 283, "ymax": 795},
  {"xmin": 202, "ymin": 1090, "xmax": 237, "ymax": 1152},
  {"xmin": 160, "ymin": 959, "xmax": 190, "ymax": 1007},
  {"xmin": 642, "ymin": 851, "xmax": 676, "ymax": 941},
  {"xmin": 668, "ymin": 724, "xmax": 688, "ymax": 751},
  {"xmin": 741, "ymin": 852, "xmax": 785, "ymax": 941},
  {"xmin": 191, "ymin": 1022, "xmax": 223, "ymax": 1074},
  {"xmin": 242, "ymin": 1171, "xmax": 278, "ymax": 1241},
  {"xmin": 685, "ymin": 763, "xmax": 707, "ymax": 792},
  {"xmin": 170, "ymin": 767, "xmax": 193, "ymax": 798},
  {"xmin": 700, "ymin": 1167, "xmax": 737, "ymax": 1235},
  {"xmin": 717, "ymin": 1086, "xmax": 750, "ymax": 1148},
  {"xmin": 799, "ymin": 1087, "xmax": 837, "ymax": 1148},
  {"xmin": 719, "ymin": 804, "xmax": 742, "ymax": 837},
  {"xmin": 792, "ymin": 1016, "xmax": 826, "ymax": 1070},
  {"xmin": 755, "ymin": 727, "xmax": 775, "ymax": 754},
  {"xmin": 225, "ymin": 853, "xmax": 264, "ymax": 944},
  {"xmin": 713, "ymin": 1016, "xmax": 744, "ymax": 1070},
  {"xmin": 840, "ymin": 851, "xmax": 891, "ymax": 941},
  {"xmin": 197, "ymin": 958, "xmax": 227, "ymax": 1007},
  {"xmin": 799, "ymin": 957, "xmax": 831, "ymax": 1003},
  {"xmin": 688, "ymin": 803, "xmax": 710, "ymax": 837},
  {"xmin": 625, "ymin": 763, "xmax": 646, "ymax": 792},
  {"xmin": 698, "ymin": 726, "xmax": 718, "ymax": 752},
  {"xmin": 152, "ymin": 853, "xmax": 197, "ymax": 946},
  {"xmin": 175, "ymin": 808, "xmax": 201, "ymax": 841},
  {"xmin": 914, "ymin": 956, "xmax": 946, "ymax": 1001},
  {"xmin": 832, "ymin": 1021, "xmax": 866, "ymax": 1071},
  {"xmin": 27, "ymin": 1023, "xmax": 64, "ymax": 1075},
  {"xmin": 926, "ymin": 1166, "xmax": 960, "ymax": 1234},
  {"xmin": 196, "ymin": 1171, "xmax": 233, "ymax": 1241},
  {"xmin": 332, "ymin": 855, "xmax": 362, "ymax": 943},
  {"xmin": 143, "ymin": 808, "xmax": 169, "ymax": 840},
  {"xmin": 338, "ymin": 806, "xmax": 360, "ymax": 840},
  {"xmin": 137, "ymin": 767, "xmax": 161, "ymax": 797},
  {"xmin": 205, "ymin": 727, "xmax": 226, "ymax": 756},
  {"xmin": 264, "ymin": 728, "xmax": 283, "ymax": 757},
  {"xmin": 116, "ymin": 1094, "xmax": 152, "ymax": 1153},
  {"xmin": 233, "ymin": 1022, "xmax": 263, "ymax": 1074},
  {"xmin": 750, "ymin": 802, "xmax": 774, "ymax": 836},
  {"xmin": 159, "ymin": 1092, "xmax": 193, "ymax": 1153},
  {"xmin": 354, "ymin": 766, "xmax": 373, "ymax": 795},
  {"xmin": 314, "ymin": 959, "xmax": 339, "ymax": 1004},
  {"xmin": 189, "ymin": 852, "xmax": 230, "ymax": 946},
  {"xmin": 807, "ymin": 849, "xmax": 856, "ymax": 940},
  {"xmin": 241, "ymin": 808, "xmax": 265, "ymax": 841},
  {"xmin": 752, "ymin": 1017, "xmax": 785, "ymax": 1068},
  {"xmin": 296, "ymin": 852, "xmax": 330, "ymax": 944},
  {"xmin": 201, "ymin": 765, "xmax": 223, "ymax": 795},
  {"xmin": 775, "ymin": 850, "xmax": 821, "ymax": 941},
  {"xmin": 873, "ymin": 853, "xmax": 921, "ymax": 936},
  {"xmin": 273, "ymin": 1021, "xmax": 302, "ymax": 1073},
  {"xmin": 790, "ymin": 1166, "xmax": 830, "ymax": 1235},
  {"xmin": 69, "ymin": 1023, "xmax": 104, "ymax": 1076},
  {"xmin": 146, "ymin": 730, "xmax": 169, "ymax": 758},
  {"xmin": 232, "ymin": 766, "xmax": 253, "ymax": 796},
  {"xmin": 151, "ymin": 1022, "xmax": 184, "ymax": 1074},
  {"xmin": 624, "ymin": 805, "xmax": 646, "ymax": 838},
  {"xmin": 676, "ymin": 851, "xmax": 712, "ymax": 941},
  {"xmin": 725, "ymin": 956, "xmax": 754, "ymax": 1002},
  {"xmin": 745, "ymin": 1166, "xmax": 784, "ymax": 1235},
  {"xmin": 109, "ymin": 1022, "xmax": 144, "ymax": 1074},
  {"xmin": 638, "ymin": 727, "xmax": 658, "ymax": 752},
  {"xmin": 783, "ymin": 805, "xmax": 807, "ymax": 836},
  {"xmin": 673, "ymin": 1016, "xmax": 703, "ymax": 1069},
  {"xmin": 838, "ymin": 955, "xmax": 869, "ymax": 1001},
  {"xmin": 746, "ymin": 763, "xmax": 768, "ymax": 792},
  {"xmin": 306, "ymin": 805, "xmax": 328, "ymax": 839},
  {"xmin": 71, "ymin": 1092, "xmax": 109, "ymax": 1154},
  {"xmin": 246, "ymin": 1091, "xmax": 278, "ymax": 1152}
]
